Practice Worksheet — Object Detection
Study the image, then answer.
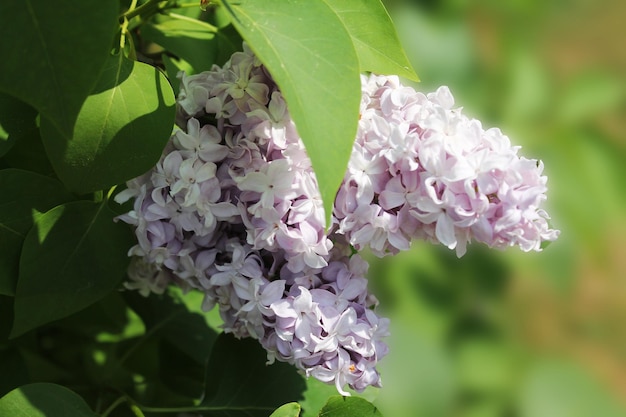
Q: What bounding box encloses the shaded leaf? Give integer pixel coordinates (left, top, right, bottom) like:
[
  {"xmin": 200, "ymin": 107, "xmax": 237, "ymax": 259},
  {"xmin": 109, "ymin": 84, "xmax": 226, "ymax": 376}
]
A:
[
  {"xmin": 40, "ymin": 54, "xmax": 176, "ymax": 194},
  {"xmin": 1, "ymin": 131, "xmax": 55, "ymax": 177},
  {"xmin": 322, "ymin": 0, "xmax": 418, "ymax": 81},
  {"xmin": 110, "ymin": 291, "xmax": 219, "ymax": 404},
  {"xmin": 0, "ymin": 169, "xmax": 75, "ymax": 295},
  {"xmin": 318, "ymin": 396, "xmax": 384, "ymax": 417},
  {"xmin": 199, "ymin": 333, "xmax": 306, "ymax": 416},
  {"xmin": 0, "ymin": 0, "xmax": 118, "ymax": 137},
  {"xmin": 221, "ymin": 0, "xmax": 361, "ymax": 227},
  {"xmin": 142, "ymin": 18, "xmax": 241, "ymax": 73},
  {"xmin": 54, "ymin": 292, "xmax": 130, "ymax": 337},
  {"xmin": 0, "ymin": 383, "xmax": 97, "ymax": 417},
  {"xmin": 11, "ymin": 200, "xmax": 134, "ymax": 337},
  {"xmin": 124, "ymin": 290, "xmax": 218, "ymax": 365},
  {"xmin": 270, "ymin": 402, "xmax": 302, "ymax": 417},
  {"xmin": 0, "ymin": 94, "xmax": 38, "ymax": 158},
  {"xmin": 0, "ymin": 347, "xmax": 29, "ymax": 398},
  {"xmin": 162, "ymin": 54, "xmax": 194, "ymax": 91},
  {"xmin": 0, "ymin": 95, "xmax": 55, "ymax": 175},
  {"xmin": 159, "ymin": 341, "xmax": 207, "ymax": 400}
]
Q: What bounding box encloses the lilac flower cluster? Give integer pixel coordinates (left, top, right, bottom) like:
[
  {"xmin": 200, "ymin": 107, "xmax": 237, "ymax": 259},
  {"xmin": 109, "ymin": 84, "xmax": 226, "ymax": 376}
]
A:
[
  {"xmin": 116, "ymin": 45, "xmax": 558, "ymax": 395},
  {"xmin": 334, "ymin": 75, "xmax": 559, "ymax": 257},
  {"xmin": 116, "ymin": 45, "xmax": 387, "ymax": 395}
]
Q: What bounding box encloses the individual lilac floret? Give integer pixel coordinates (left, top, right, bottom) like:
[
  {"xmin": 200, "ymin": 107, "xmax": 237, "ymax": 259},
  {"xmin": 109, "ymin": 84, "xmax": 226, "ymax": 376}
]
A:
[{"xmin": 333, "ymin": 74, "xmax": 559, "ymax": 257}]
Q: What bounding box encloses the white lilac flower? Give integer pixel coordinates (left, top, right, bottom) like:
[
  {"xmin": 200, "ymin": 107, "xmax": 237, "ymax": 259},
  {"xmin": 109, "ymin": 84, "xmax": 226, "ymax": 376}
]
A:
[{"xmin": 116, "ymin": 45, "xmax": 558, "ymax": 395}]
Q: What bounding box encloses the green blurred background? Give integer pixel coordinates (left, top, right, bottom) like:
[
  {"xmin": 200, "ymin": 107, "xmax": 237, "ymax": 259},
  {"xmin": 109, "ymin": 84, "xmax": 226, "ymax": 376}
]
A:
[{"xmin": 367, "ymin": 0, "xmax": 626, "ymax": 416}]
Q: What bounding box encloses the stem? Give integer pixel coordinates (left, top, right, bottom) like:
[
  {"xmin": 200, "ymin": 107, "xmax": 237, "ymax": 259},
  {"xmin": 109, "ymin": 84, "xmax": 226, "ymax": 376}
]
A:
[
  {"xmin": 93, "ymin": 190, "xmax": 104, "ymax": 203},
  {"xmin": 101, "ymin": 396, "xmax": 128, "ymax": 417},
  {"xmin": 169, "ymin": 2, "xmax": 204, "ymax": 8},
  {"xmin": 137, "ymin": 405, "xmax": 274, "ymax": 413},
  {"xmin": 129, "ymin": 404, "xmax": 146, "ymax": 417},
  {"xmin": 106, "ymin": 186, "xmax": 118, "ymax": 202},
  {"xmin": 121, "ymin": 0, "xmax": 167, "ymax": 21},
  {"xmin": 119, "ymin": 0, "xmax": 137, "ymax": 51},
  {"xmin": 101, "ymin": 396, "xmax": 146, "ymax": 417},
  {"xmin": 161, "ymin": 11, "xmax": 218, "ymax": 32}
]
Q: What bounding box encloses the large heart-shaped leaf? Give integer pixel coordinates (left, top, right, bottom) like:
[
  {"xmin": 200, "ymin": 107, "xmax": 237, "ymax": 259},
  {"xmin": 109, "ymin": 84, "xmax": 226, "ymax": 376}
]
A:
[
  {"xmin": 0, "ymin": 0, "xmax": 118, "ymax": 138},
  {"xmin": 40, "ymin": 53, "xmax": 176, "ymax": 194},
  {"xmin": 0, "ymin": 169, "xmax": 75, "ymax": 296},
  {"xmin": 323, "ymin": 0, "xmax": 418, "ymax": 81},
  {"xmin": 11, "ymin": 200, "xmax": 134, "ymax": 337},
  {"xmin": 0, "ymin": 383, "xmax": 97, "ymax": 417},
  {"xmin": 221, "ymin": 0, "xmax": 361, "ymax": 227}
]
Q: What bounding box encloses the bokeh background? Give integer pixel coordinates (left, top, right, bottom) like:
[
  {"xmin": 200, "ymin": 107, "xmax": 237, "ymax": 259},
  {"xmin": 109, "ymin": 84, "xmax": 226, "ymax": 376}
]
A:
[{"xmin": 367, "ymin": 0, "xmax": 626, "ymax": 415}]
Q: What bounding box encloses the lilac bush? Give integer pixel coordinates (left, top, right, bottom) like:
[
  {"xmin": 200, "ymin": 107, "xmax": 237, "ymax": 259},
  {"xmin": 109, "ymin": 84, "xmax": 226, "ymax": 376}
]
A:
[{"xmin": 116, "ymin": 45, "xmax": 558, "ymax": 395}]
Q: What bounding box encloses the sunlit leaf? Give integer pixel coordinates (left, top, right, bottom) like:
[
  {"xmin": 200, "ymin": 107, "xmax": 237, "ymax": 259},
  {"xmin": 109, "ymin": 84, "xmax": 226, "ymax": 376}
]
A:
[
  {"xmin": 0, "ymin": 0, "xmax": 118, "ymax": 138},
  {"xmin": 40, "ymin": 53, "xmax": 175, "ymax": 194},
  {"xmin": 0, "ymin": 169, "xmax": 74, "ymax": 296},
  {"xmin": 323, "ymin": 0, "xmax": 418, "ymax": 81},
  {"xmin": 270, "ymin": 402, "xmax": 301, "ymax": 417},
  {"xmin": 11, "ymin": 200, "xmax": 133, "ymax": 337},
  {"xmin": 221, "ymin": 0, "xmax": 361, "ymax": 227},
  {"xmin": 318, "ymin": 396, "xmax": 384, "ymax": 417},
  {"xmin": 0, "ymin": 383, "xmax": 97, "ymax": 417}
]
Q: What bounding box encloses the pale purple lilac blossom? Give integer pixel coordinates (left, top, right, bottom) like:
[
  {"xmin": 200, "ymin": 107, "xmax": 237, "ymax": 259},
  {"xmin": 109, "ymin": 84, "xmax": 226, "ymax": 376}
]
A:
[
  {"xmin": 333, "ymin": 74, "xmax": 559, "ymax": 257},
  {"xmin": 116, "ymin": 45, "xmax": 558, "ymax": 395}
]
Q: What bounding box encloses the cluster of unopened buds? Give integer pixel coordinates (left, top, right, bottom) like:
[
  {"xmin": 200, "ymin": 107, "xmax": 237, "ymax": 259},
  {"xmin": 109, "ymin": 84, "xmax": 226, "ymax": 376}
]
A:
[{"xmin": 115, "ymin": 44, "xmax": 559, "ymax": 395}]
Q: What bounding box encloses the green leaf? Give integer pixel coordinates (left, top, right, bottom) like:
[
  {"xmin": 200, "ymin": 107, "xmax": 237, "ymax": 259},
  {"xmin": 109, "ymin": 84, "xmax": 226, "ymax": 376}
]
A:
[
  {"xmin": 0, "ymin": 169, "xmax": 75, "ymax": 296},
  {"xmin": 322, "ymin": 0, "xmax": 418, "ymax": 81},
  {"xmin": 0, "ymin": 347, "xmax": 29, "ymax": 398},
  {"xmin": 318, "ymin": 396, "xmax": 384, "ymax": 417},
  {"xmin": 299, "ymin": 377, "xmax": 340, "ymax": 417},
  {"xmin": 40, "ymin": 54, "xmax": 176, "ymax": 194},
  {"xmin": 162, "ymin": 54, "xmax": 194, "ymax": 90},
  {"xmin": 124, "ymin": 290, "xmax": 218, "ymax": 367},
  {"xmin": 0, "ymin": 296, "xmax": 14, "ymax": 340},
  {"xmin": 0, "ymin": 383, "xmax": 97, "ymax": 417},
  {"xmin": 0, "ymin": 0, "xmax": 118, "ymax": 138},
  {"xmin": 199, "ymin": 333, "xmax": 306, "ymax": 416},
  {"xmin": 221, "ymin": 0, "xmax": 361, "ymax": 227},
  {"xmin": 270, "ymin": 402, "xmax": 302, "ymax": 417},
  {"xmin": 142, "ymin": 18, "xmax": 241, "ymax": 74},
  {"xmin": 0, "ymin": 94, "xmax": 55, "ymax": 175},
  {"xmin": 0, "ymin": 94, "xmax": 38, "ymax": 158},
  {"xmin": 11, "ymin": 200, "xmax": 134, "ymax": 337}
]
